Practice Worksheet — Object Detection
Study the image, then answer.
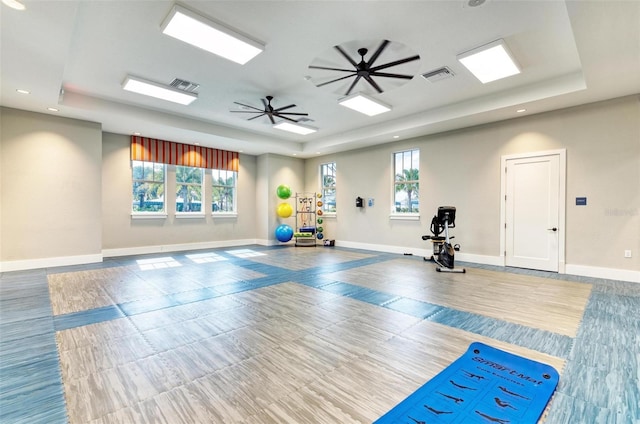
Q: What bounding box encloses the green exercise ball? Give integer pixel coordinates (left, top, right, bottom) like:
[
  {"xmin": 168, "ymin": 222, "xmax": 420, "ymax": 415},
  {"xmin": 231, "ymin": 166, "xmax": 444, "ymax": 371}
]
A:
[{"xmin": 276, "ymin": 184, "xmax": 291, "ymax": 199}]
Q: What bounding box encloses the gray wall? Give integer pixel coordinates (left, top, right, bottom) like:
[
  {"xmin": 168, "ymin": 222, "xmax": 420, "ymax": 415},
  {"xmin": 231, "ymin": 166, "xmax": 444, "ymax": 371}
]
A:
[{"xmin": 305, "ymin": 95, "xmax": 640, "ymax": 274}]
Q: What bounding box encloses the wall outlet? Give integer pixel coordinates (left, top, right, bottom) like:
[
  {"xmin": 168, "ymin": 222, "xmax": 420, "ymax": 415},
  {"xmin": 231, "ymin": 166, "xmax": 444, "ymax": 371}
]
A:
[{"xmin": 624, "ymin": 250, "xmax": 632, "ymax": 258}]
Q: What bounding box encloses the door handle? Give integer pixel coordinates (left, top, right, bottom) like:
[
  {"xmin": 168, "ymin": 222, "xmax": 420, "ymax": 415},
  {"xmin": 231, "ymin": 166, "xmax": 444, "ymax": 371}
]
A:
[{"xmin": 547, "ymin": 227, "xmax": 558, "ymax": 231}]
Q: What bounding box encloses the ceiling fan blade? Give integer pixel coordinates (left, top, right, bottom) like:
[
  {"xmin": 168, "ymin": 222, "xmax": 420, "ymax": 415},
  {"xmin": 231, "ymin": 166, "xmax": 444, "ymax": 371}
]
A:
[
  {"xmin": 364, "ymin": 75, "xmax": 383, "ymax": 93},
  {"xmin": 277, "ymin": 112, "xmax": 309, "ymax": 116},
  {"xmin": 268, "ymin": 114, "xmax": 276, "ymax": 124},
  {"xmin": 345, "ymin": 75, "xmax": 362, "ymax": 96},
  {"xmin": 335, "ymin": 45, "xmax": 359, "ymax": 68},
  {"xmin": 316, "ymin": 74, "xmax": 355, "ymax": 88},
  {"xmin": 248, "ymin": 113, "xmax": 267, "ymax": 121},
  {"xmin": 370, "ymin": 55, "xmax": 420, "ymax": 72},
  {"xmin": 278, "ymin": 115, "xmax": 300, "ymax": 123},
  {"xmin": 367, "ymin": 39, "xmax": 390, "ymax": 67},
  {"xmin": 275, "ymin": 104, "xmax": 296, "ymax": 112},
  {"xmin": 230, "ymin": 110, "xmax": 263, "ymax": 114},
  {"xmin": 370, "ymin": 71, "xmax": 414, "ymax": 80},
  {"xmin": 309, "ymin": 65, "xmax": 354, "ymax": 73},
  {"xmin": 261, "ymin": 98, "xmax": 269, "ymax": 109},
  {"xmin": 233, "ymin": 102, "xmax": 264, "ymax": 112}
]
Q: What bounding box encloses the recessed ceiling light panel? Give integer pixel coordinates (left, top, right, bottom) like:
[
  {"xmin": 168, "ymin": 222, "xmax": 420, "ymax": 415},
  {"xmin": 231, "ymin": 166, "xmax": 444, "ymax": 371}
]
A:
[
  {"xmin": 273, "ymin": 122, "xmax": 317, "ymax": 135},
  {"xmin": 161, "ymin": 4, "xmax": 264, "ymax": 65},
  {"xmin": 2, "ymin": 0, "xmax": 26, "ymax": 10},
  {"xmin": 457, "ymin": 39, "xmax": 520, "ymax": 84},
  {"xmin": 122, "ymin": 75, "xmax": 198, "ymax": 105},
  {"xmin": 338, "ymin": 92, "xmax": 391, "ymax": 116}
]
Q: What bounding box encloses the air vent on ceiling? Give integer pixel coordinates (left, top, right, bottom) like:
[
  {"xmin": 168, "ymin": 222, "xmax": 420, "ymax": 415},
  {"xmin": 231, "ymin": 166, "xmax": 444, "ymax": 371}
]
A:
[
  {"xmin": 467, "ymin": 0, "xmax": 486, "ymax": 7},
  {"xmin": 421, "ymin": 66, "xmax": 455, "ymax": 83},
  {"xmin": 170, "ymin": 78, "xmax": 200, "ymax": 92}
]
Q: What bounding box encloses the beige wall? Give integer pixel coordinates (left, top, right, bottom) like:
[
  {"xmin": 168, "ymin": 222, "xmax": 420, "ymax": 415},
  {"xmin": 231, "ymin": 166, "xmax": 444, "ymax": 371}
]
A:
[
  {"xmin": 0, "ymin": 107, "xmax": 102, "ymax": 263},
  {"xmin": 101, "ymin": 132, "xmax": 258, "ymax": 252},
  {"xmin": 1, "ymin": 96, "xmax": 638, "ymax": 279},
  {"xmin": 257, "ymin": 153, "xmax": 304, "ymax": 244},
  {"xmin": 305, "ymin": 95, "xmax": 640, "ymax": 273}
]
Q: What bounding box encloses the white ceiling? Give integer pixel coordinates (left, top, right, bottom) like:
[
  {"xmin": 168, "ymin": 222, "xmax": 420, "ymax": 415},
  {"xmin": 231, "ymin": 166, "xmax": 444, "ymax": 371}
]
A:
[{"xmin": 1, "ymin": 0, "xmax": 639, "ymax": 158}]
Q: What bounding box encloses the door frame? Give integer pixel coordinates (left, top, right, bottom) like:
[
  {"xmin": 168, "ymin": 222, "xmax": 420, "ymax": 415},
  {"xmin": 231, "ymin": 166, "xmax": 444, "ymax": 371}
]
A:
[{"xmin": 499, "ymin": 149, "xmax": 567, "ymax": 273}]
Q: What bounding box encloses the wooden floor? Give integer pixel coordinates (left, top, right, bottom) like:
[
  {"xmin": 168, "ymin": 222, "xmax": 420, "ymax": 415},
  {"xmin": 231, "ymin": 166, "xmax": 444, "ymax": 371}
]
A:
[{"xmin": 2, "ymin": 245, "xmax": 638, "ymax": 423}]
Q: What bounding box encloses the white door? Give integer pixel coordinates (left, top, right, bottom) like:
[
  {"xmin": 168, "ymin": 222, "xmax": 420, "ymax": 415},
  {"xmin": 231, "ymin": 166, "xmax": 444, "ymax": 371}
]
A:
[{"xmin": 505, "ymin": 154, "xmax": 561, "ymax": 272}]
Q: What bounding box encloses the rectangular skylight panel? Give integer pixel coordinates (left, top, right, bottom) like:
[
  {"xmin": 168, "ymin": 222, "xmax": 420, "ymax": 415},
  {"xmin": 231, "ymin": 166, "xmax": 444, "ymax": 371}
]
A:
[
  {"xmin": 161, "ymin": 5, "xmax": 264, "ymax": 65},
  {"xmin": 122, "ymin": 76, "xmax": 197, "ymax": 105},
  {"xmin": 457, "ymin": 39, "xmax": 521, "ymax": 84}
]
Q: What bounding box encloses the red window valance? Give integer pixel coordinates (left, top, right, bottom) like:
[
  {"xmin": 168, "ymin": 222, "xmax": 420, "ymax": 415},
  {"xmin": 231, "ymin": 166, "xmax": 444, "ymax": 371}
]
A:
[{"xmin": 131, "ymin": 136, "xmax": 239, "ymax": 171}]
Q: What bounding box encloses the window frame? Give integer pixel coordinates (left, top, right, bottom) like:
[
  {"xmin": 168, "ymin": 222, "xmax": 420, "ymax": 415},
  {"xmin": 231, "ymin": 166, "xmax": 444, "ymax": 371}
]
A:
[
  {"xmin": 211, "ymin": 168, "xmax": 238, "ymax": 217},
  {"xmin": 320, "ymin": 162, "xmax": 337, "ymax": 215},
  {"xmin": 391, "ymin": 149, "xmax": 420, "ymax": 220},
  {"xmin": 131, "ymin": 160, "xmax": 167, "ymax": 218}
]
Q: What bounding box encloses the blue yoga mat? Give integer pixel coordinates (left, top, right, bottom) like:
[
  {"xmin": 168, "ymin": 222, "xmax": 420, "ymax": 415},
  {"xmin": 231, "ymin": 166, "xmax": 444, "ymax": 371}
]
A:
[{"xmin": 375, "ymin": 342, "xmax": 559, "ymax": 424}]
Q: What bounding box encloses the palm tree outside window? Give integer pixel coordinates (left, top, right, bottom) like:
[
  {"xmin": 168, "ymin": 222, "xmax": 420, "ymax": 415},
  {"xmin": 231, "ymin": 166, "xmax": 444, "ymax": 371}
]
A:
[
  {"xmin": 320, "ymin": 162, "xmax": 336, "ymax": 213},
  {"xmin": 212, "ymin": 169, "xmax": 237, "ymax": 213},
  {"xmin": 132, "ymin": 160, "xmax": 166, "ymax": 212},
  {"xmin": 393, "ymin": 149, "xmax": 419, "ymax": 213},
  {"xmin": 176, "ymin": 166, "xmax": 204, "ymax": 212}
]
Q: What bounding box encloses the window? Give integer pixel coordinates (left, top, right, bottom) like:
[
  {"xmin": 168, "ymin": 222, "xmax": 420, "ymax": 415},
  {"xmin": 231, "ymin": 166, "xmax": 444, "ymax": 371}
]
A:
[
  {"xmin": 176, "ymin": 166, "xmax": 204, "ymax": 212},
  {"xmin": 393, "ymin": 149, "xmax": 419, "ymax": 213},
  {"xmin": 212, "ymin": 169, "xmax": 237, "ymax": 213},
  {"xmin": 132, "ymin": 160, "xmax": 165, "ymax": 212},
  {"xmin": 320, "ymin": 162, "xmax": 336, "ymax": 213}
]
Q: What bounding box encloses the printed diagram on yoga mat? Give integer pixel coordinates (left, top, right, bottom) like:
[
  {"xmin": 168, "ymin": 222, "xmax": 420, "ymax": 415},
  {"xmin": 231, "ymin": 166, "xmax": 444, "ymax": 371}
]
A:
[{"xmin": 375, "ymin": 342, "xmax": 559, "ymax": 424}]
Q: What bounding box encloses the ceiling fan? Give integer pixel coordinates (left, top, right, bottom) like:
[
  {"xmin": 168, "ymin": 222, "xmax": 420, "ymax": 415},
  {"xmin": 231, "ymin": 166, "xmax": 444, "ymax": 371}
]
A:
[
  {"xmin": 231, "ymin": 96, "xmax": 308, "ymax": 124},
  {"xmin": 309, "ymin": 39, "xmax": 420, "ymax": 96}
]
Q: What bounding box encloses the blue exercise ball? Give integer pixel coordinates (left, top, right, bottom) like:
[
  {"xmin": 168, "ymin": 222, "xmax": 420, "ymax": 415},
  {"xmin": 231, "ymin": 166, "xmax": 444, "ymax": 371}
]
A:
[
  {"xmin": 317, "ymin": 233, "xmax": 324, "ymax": 240},
  {"xmin": 275, "ymin": 224, "xmax": 294, "ymax": 242}
]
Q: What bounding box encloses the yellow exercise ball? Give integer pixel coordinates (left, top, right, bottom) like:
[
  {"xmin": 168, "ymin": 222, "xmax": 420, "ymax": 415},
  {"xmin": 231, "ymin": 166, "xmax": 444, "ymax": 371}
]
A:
[{"xmin": 276, "ymin": 202, "xmax": 293, "ymax": 218}]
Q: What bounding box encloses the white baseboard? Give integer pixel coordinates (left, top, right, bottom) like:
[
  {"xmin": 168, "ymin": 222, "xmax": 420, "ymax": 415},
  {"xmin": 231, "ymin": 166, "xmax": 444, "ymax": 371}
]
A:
[
  {"xmin": 565, "ymin": 264, "xmax": 640, "ymax": 284},
  {"xmin": 0, "ymin": 253, "xmax": 103, "ymax": 273},
  {"xmin": 102, "ymin": 239, "xmax": 258, "ymax": 258},
  {"xmin": 457, "ymin": 252, "xmax": 504, "ymax": 266},
  {"xmin": 334, "ymin": 240, "xmax": 639, "ymax": 283},
  {"xmin": 4, "ymin": 240, "xmax": 638, "ymax": 284},
  {"xmin": 336, "ymin": 240, "xmax": 503, "ymax": 266},
  {"xmin": 255, "ymin": 239, "xmax": 280, "ymax": 247},
  {"xmin": 335, "ymin": 240, "xmax": 432, "ymax": 257}
]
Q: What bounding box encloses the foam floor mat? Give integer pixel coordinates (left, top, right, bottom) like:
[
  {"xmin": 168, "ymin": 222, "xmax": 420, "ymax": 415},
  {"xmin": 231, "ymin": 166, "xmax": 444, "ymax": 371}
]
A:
[{"xmin": 375, "ymin": 342, "xmax": 559, "ymax": 423}]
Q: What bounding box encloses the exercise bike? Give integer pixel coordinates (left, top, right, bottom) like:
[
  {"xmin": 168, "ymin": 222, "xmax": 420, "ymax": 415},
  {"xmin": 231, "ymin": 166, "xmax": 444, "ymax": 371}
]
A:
[{"xmin": 421, "ymin": 206, "xmax": 465, "ymax": 273}]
